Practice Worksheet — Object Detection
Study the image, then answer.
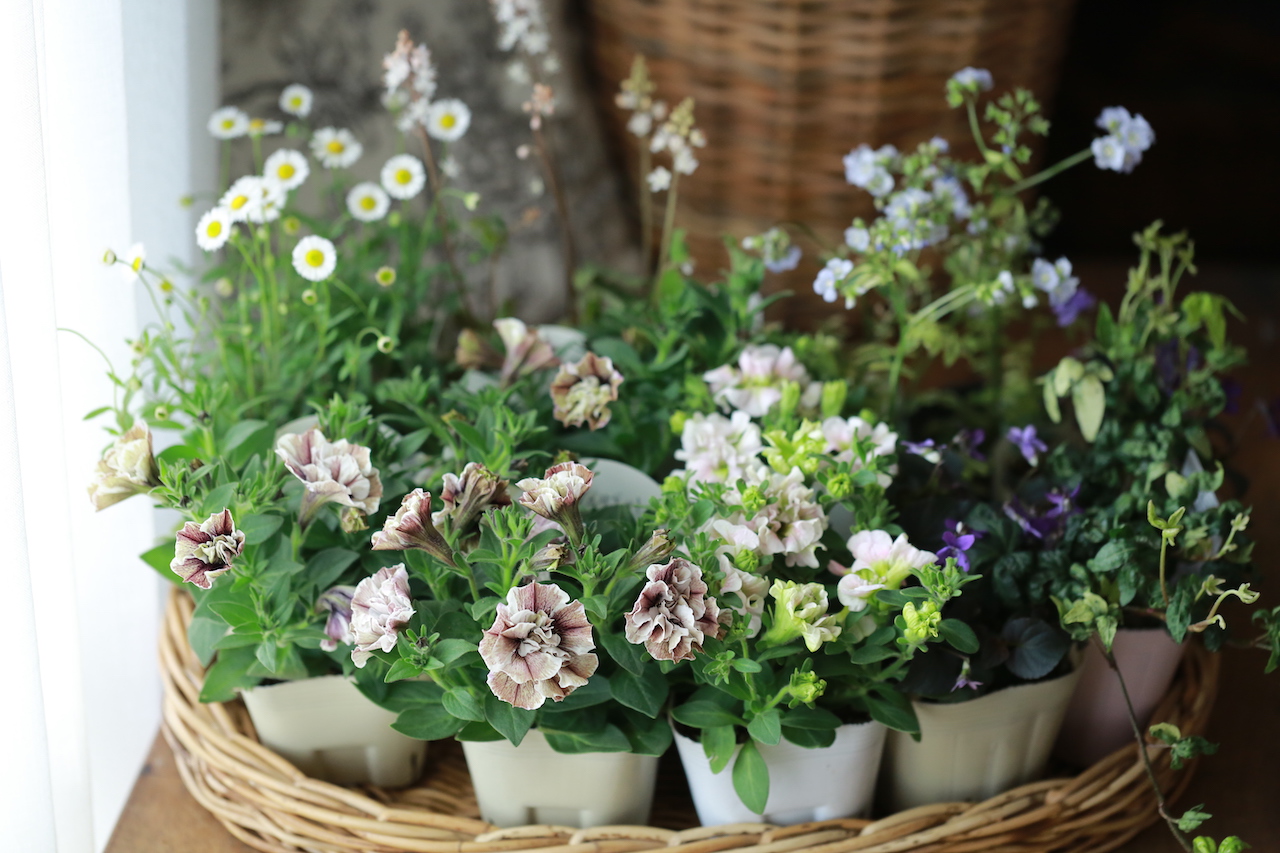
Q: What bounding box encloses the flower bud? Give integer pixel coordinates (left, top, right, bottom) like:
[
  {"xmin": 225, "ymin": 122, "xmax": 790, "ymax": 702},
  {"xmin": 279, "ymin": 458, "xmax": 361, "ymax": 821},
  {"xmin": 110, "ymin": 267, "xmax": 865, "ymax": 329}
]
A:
[
  {"xmin": 740, "ymin": 485, "xmax": 767, "ymax": 516},
  {"xmin": 153, "ymin": 405, "xmax": 169, "ymax": 421},
  {"xmin": 625, "ymin": 529, "xmax": 676, "ymax": 574},
  {"xmin": 529, "ymin": 541, "xmax": 571, "ymax": 574},
  {"xmin": 787, "ymin": 669, "xmax": 826, "ymax": 706},
  {"xmin": 372, "ymin": 490, "xmax": 457, "ymax": 566},
  {"xmin": 902, "ymin": 600, "xmax": 942, "ymax": 645},
  {"xmin": 669, "ymin": 411, "xmax": 688, "ymax": 435},
  {"xmin": 282, "ymin": 216, "xmax": 301, "ymax": 235},
  {"xmin": 826, "ymin": 472, "xmax": 853, "ymax": 500},
  {"xmin": 777, "ymin": 380, "xmax": 802, "ymax": 419},
  {"xmin": 820, "ymin": 381, "xmax": 848, "ymax": 419},
  {"xmin": 435, "ymin": 462, "xmax": 512, "ymax": 535},
  {"xmin": 301, "ymin": 288, "xmax": 318, "ymax": 306},
  {"xmin": 463, "ymin": 192, "xmax": 481, "ymax": 211},
  {"xmin": 339, "ymin": 506, "xmax": 368, "ymax": 533},
  {"xmin": 388, "ymin": 211, "xmax": 403, "ymax": 227},
  {"xmin": 102, "ymin": 249, "xmax": 117, "ymax": 265},
  {"xmin": 375, "ymin": 266, "xmax": 396, "ymax": 287},
  {"xmin": 376, "ymin": 335, "xmax": 395, "ymax": 354}
]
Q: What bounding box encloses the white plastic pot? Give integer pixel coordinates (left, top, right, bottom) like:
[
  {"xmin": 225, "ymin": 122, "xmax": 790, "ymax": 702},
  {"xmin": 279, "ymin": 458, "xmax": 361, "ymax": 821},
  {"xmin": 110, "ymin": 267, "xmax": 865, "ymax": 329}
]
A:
[
  {"xmin": 537, "ymin": 324, "xmax": 588, "ymax": 363},
  {"xmin": 1053, "ymin": 627, "xmax": 1185, "ymax": 767},
  {"xmin": 581, "ymin": 457, "xmax": 663, "ymax": 516},
  {"xmin": 461, "ymin": 730, "xmax": 660, "ymax": 828},
  {"xmin": 883, "ymin": 666, "xmax": 1082, "ymax": 810},
  {"xmin": 240, "ymin": 675, "xmax": 427, "ymax": 787},
  {"xmin": 673, "ymin": 721, "xmax": 888, "ymax": 826}
]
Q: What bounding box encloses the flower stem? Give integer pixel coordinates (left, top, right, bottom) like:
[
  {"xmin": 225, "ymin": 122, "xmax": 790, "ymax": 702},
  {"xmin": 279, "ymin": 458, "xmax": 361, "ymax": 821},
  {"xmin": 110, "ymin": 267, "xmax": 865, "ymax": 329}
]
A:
[
  {"xmin": 413, "ymin": 125, "xmax": 476, "ymax": 326},
  {"xmin": 639, "ymin": 144, "xmax": 654, "ymax": 277},
  {"xmin": 1100, "ymin": 638, "xmax": 1194, "ymax": 852},
  {"xmin": 1003, "ymin": 147, "xmax": 1093, "ymax": 196},
  {"xmin": 1159, "ymin": 535, "xmax": 1171, "ymax": 607},
  {"xmin": 651, "ymin": 173, "xmax": 682, "ymax": 309},
  {"xmin": 532, "ymin": 123, "xmax": 579, "ymax": 324}
]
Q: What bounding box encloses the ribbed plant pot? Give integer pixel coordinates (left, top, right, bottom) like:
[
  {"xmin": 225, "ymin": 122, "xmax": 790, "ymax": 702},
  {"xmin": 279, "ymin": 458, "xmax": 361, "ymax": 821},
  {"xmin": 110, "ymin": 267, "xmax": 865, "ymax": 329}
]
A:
[
  {"xmin": 461, "ymin": 730, "xmax": 660, "ymax": 828},
  {"xmin": 581, "ymin": 457, "xmax": 663, "ymax": 514},
  {"xmin": 673, "ymin": 721, "xmax": 887, "ymax": 826},
  {"xmin": 1054, "ymin": 627, "xmax": 1186, "ymax": 767},
  {"xmin": 884, "ymin": 667, "xmax": 1081, "ymax": 810},
  {"xmin": 240, "ymin": 674, "xmax": 427, "ymax": 787}
]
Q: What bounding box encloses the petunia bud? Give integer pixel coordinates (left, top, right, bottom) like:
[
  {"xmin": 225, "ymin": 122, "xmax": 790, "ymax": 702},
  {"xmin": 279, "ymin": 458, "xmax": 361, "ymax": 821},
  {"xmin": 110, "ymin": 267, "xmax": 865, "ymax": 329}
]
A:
[
  {"xmin": 787, "ymin": 669, "xmax": 827, "ymax": 706},
  {"xmin": 371, "ymin": 489, "xmax": 456, "ymax": 567},
  {"xmin": 624, "ymin": 529, "xmax": 675, "ymax": 574},
  {"xmin": 88, "ymin": 423, "xmax": 160, "ymax": 511},
  {"xmin": 820, "ymin": 381, "xmax": 848, "ymax": 419}
]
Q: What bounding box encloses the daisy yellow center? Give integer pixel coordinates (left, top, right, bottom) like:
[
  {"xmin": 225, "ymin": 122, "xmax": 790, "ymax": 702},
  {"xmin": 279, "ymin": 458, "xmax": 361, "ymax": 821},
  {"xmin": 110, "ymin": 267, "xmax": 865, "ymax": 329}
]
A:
[
  {"xmin": 131, "ymin": 256, "xmax": 144, "ymax": 272},
  {"xmin": 305, "ymin": 249, "xmax": 326, "ymax": 268},
  {"xmin": 290, "ymin": 97, "xmax": 303, "ymax": 108},
  {"xmin": 440, "ymin": 113, "xmax": 457, "ymax": 130},
  {"xmin": 206, "ymin": 221, "xmax": 223, "ymax": 238},
  {"xmin": 395, "ymin": 168, "xmax": 412, "ymax": 185},
  {"xmin": 359, "ymin": 196, "xmax": 377, "ymax": 211},
  {"xmin": 159, "ymin": 280, "xmax": 174, "ymax": 293},
  {"xmin": 230, "ymin": 195, "xmax": 248, "ymax": 210},
  {"xmin": 277, "ymin": 163, "xmax": 296, "ymax": 179},
  {"xmin": 326, "ymin": 140, "xmax": 345, "ymax": 154},
  {"xmin": 221, "ymin": 119, "xmax": 235, "ymax": 130},
  {"xmin": 250, "ymin": 119, "xmax": 264, "ymax": 130}
]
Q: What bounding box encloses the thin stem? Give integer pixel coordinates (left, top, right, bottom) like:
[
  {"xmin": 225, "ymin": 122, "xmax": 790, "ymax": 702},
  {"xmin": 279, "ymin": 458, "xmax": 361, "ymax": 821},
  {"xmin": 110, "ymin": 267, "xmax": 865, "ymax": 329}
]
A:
[
  {"xmin": 1159, "ymin": 536, "xmax": 1171, "ymax": 607},
  {"xmin": 532, "ymin": 123, "xmax": 579, "ymax": 324},
  {"xmin": 651, "ymin": 173, "xmax": 681, "ymax": 308},
  {"xmin": 886, "ymin": 287, "xmax": 912, "ymax": 422},
  {"xmin": 1101, "ymin": 638, "xmax": 1194, "ymax": 851},
  {"xmin": 412, "ymin": 125, "xmax": 476, "ymax": 326},
  {"xmin": 966, "ymin": 99, "xmax": 990, "ymax": 157},
  {"xmin": 639, "ymin": 144, "xmax": 654, "ymax": 276},
  {"xmin": 1003, "ymin": 147, "xmax": 1093, "ymax": 196}
]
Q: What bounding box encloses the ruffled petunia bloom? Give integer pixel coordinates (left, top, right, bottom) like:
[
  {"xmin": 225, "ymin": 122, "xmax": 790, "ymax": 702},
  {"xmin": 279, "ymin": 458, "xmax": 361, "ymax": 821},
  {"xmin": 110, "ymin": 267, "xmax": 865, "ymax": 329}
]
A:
[
  {"xmin": 350, "ymin": 565, "xmax": 415, "ymax": 668},
  {"xmin": 717, "ymin": 564, "xmax": 770, "ymax": 638},
  {"xmin": 317, "ymin": 586, "xmax": 356, "ymax": 651},
  {"xmin": 311, "ymin": 127, "xmax": 363, "ymax": 169},
  {"xmin": 88, "ymin": 422, "xmax": 160, "ymax": 510},
  {"xmin": 820, "ymin": 415, "xmax": 899, "ymax": 487},
  {"xmin": 717, "ymin": 467, "xmax": 829, "ymax": 568},
  {"xmin": 432, "ymin": 462, "xmax": 512, "ymax": 535},
  {"xmin": 833, "ymin": 530, "xmax": 937, "ymax": 593},
  {"xmin": 703, "ymin": 345, "xmax": 821, "ymax": 418},
  {"xmin": 495, "ymin": 317, "xmax": 559, "ymax": 385},
  {"xmin": 762, "ymin": 580, "xmax": 843, "ymax": 652},
  {"xmin": 275, "ymin": 428, "xmax": 382, "ymax": 528},
  {"xmin": 169, "ymin": 509, "xmax": 245, "ymax": 590},
  {"xmin": 675, "ymin": 411, "xmax": 764, "ymax": 486},
  {"xmin": 516, "ymin": 461, "xmax": 593, "ymax": 544},
  {"xmin": 479, "ymin": 582, "xmax": 598, "ymax": 710},
  {"xmin": 371, "ymin": 489, "xmax": 456, "ymax": 566},
  {"xmin": 550, "ymin": 352, "xmax": 624, "ymax": 430},
  {"xmin": 625, "ymin": 558, "xmax": 721, "ymax": 662},
  {"xmin": 279, "ymin": 84, "xmax": 313, "ymax": 118}
]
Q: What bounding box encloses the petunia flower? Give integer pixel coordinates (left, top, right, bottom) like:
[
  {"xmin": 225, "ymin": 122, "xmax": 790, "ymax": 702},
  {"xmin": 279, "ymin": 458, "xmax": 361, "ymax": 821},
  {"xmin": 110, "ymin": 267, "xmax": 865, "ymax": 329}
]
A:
[
  {"xmin": 835, "ymin": 530, "xmax": 937, "ymax": 591},
  {"xmin": 516, "ymin": 461, "xmax": 593, "ymax": 545},
  {"xmin": 717, "ymin": 564, "xmax": 770, "ymax": 637},
  {"xmin": 371, "ymin": 489, "xmax": 456, "ymax": 566},
  {"xmin": 674, "ymin": 411, "xmax": 763, "ymax": 486},
  {"xmin": 549, "ymin": 351, "xmax": 624, "ymax": 430},
  {"xmin": 350, "ymin": 565, "xmax": 415, "ymax": 668},
  {"xmin": 494, "ymin": 317, "xmax": 559, "ymax": 385},
  {"xmin": 317, "ymin": 586, "xmax": 356, "ymax": 651},
  {"xmin": 479, "ymin": 582, "xmax": 598, "ymax": 710},
  {"xmin": 625, "ymin": 558, "xmax": 721, "ymax": 662},
  {"xmin": 762, "ymin": 580, "xmax": 843, "ymax": 652},
  {"xmin": 703, "ymin": 344, "xmax": 821, "ymax": 418},
  {"xmin": 169, "ymin": 509, "xmax": 245, "ymax": 590},
  {"xmin": 432, "ymin": 461, "xmax": 512, "ymax": 535},
  {"xmin": 275, "ymin": 428, "xmax": 383, "ymax": 528},
  {"xmin": 88, "ymin": 422, "xmax": 160, "ymax": 510}
]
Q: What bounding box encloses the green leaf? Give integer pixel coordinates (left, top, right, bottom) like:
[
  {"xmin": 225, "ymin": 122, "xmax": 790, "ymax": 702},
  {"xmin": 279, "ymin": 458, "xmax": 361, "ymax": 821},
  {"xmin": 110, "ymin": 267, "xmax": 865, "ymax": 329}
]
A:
[
  {"xmin": 222, "ymin": 420, "xmax": 275, "ymax": 467},
  {"xmin": 442, "ymin": 688, "xmax": 486, "ymax": 722},
  {"xmin": 547, "ymin": 675, "xmax": 612, "ymax": 710},
  {"xmin": 747, "ymin": 708, "xmax": 782, "ymax": 746},
  {"xmin": 732, "ymin": 740, "xmax": 770, "ymax": 814},
  {"xmin": 780, "ymin": 706, "xmax": 842, "ymax": 730},
  {"xmin": 157, "ymin": 444, "xmax": 203, "ymax": 464},
  {"xmin": 1073, "ymin": 374, "xmax": 1107, "ymax": 442},
  {"xmin": 671, "ymin": 700, "xmax": 744, "ymax": 729},
  {"xmin": 610, "ymin": 665, "xmax": 669, "ymax": 718},
  {"xmin": 937, "ymin": 619, "xmax": 980, "ymax": 654},
  {"xmin": 865, "ymin": 690, "xmax": 919, "ymax": 734},
  {"xmin": 780, "ymin": 726, "xmax": 837, "ymax": 748},
  {"xmin": 140, "ymin": 543, "xmax": 178, "ymax": 580},
  {"xmin": 483, "ymin": 693, "xmax": 535, "ymax": 746},
  {"xmin": 1043, "ymin": 375, "xmax": 1062, "ymax": 423},
  {"xmin": 542, "ymin": 723, "xmax": 632, "ymax": 754},
  {"xmin": 1177, "ymin": 805, "xmax": 1212, "ymax": 833},
  {"xmin": 431, "ymin": 638, "xmax": 478, "ymax": 666},
  {"xmin": 384, "ymin": 658, "xmax": 424, "ymax": 683},
  {"xmin": 1089, "ymin": 539, "xmax": 1135, "ymax": 574},
  {"xmin": 208, "ymin": 602, "xmax": 259, "ymax": 630},
  {"xmin": 198, "ymin": 646, "xmax": 258, "ymax": 703},
  {"xmin": 621, "ymin": 710, "xmax": 674, "ymax": 756},
  {"xmin": 188, "ymin": 616, "xmax": 228, "ymax": 666},
  {"xmin": 305, "ymin": 548, "xmax": 361, "ymax": 591},
  {"xmin": 848, "ymin": 645, "xmax": 898, "ymax": 664},
  {"xmin": 701, "ymin": 725, "xmax": 737, "ymax": 773},
  {"xmin": 200, "ymin": 483, "xmax": 238, "ymax": 518},
  {"xmin": 392, "ymin": 703, "xmax": 466, "ymax": 741},
  {"xmin": 598, "ymin": 630, "xmax": 650, "ymax": 676},
  {"xmin": 238, "ymin": 514, "xmax": 284, "ymax": 546}
]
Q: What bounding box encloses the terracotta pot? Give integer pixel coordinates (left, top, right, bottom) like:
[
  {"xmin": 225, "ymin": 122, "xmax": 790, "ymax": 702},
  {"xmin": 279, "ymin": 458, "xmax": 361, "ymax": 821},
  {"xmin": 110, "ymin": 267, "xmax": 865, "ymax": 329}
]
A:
[
  {"xmin": 1053, "ymin": 627, "xmax": 1185, "ymax": 767},
  {"xmin": 673, "ymin": 721, "xmax": 887, "ymax": 826},
  {"xmin": 461, "ymin": 730, "xmax": 659, "ymax": 828},
  {"xmin": 883, "ymin": 666, "xmax": 1081, "ymax": 810},
  {"xmin": 241, "ymin": 675, "xmax": 426, "ymax": 787}
]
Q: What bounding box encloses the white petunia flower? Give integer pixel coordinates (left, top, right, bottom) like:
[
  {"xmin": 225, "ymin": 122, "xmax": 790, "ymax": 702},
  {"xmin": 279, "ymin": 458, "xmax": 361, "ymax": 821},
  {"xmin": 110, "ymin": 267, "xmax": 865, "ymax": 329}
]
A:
[
  {"xmin": 119, "ymin": 243, "xmax": 146, "ymax": 282},
  {"xmin": 380, "ymin": 154, "xmax": 426, "ymax": 200},
  {"xmin": 208, "ymin": 106, "xmax": 249, "ymax": 140},
  {"xmin": 247, "ymin": 118, "xmax": 283, "ymax": 138},
  {"xmin": 647, "ymin": 165, "xmax": 672, "ymax": 192},
  {"xmin": 425, "ymin": 99, "xmax": 471, "ymax": 142},
  {"xmin": 292, "ymin": 235, "xmax": 338, "ymax": 282},
  {"xmin": 263, "ymin": 149, "xmax": 310, "ymax": 191},
  {"xmin": 195, "ymin": 207, "xmax": 234, "ymax": 252},
  {"xmin": 310, "ymin": 127, "xmax": 363, "ymax": 169},
  {"xmin": 346, "ymin": 182, "xmax": 390, "ymax": 222},
  {"xmin": 279, "ymin": 84, "xmax": 313, "ymax": 118}
]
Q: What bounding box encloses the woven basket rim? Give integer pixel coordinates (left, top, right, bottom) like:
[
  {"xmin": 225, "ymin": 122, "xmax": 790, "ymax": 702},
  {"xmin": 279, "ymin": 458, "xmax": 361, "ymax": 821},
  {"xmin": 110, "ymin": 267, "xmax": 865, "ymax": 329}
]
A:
[{"xmin": 159, "ymin": 586, "xmax": 1218, "ymax": 853}]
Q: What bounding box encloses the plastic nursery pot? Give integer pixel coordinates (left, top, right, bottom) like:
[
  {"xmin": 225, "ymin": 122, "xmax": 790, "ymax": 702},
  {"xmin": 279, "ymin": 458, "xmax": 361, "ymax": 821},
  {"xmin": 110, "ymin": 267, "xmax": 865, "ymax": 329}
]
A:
[
  {"xmin": 580, "ymin": 457, "xmax": 663, "ymax": 515},
  {"xmin": 673, "ymin": 721, "xmax": 888, "ymax": 826},
  {"xmin": 537, "ymin": 324, "xmax": 588, "ymax": 363},
  {"xmin": 883, "ymin": 665, "xmax": 1082, "ymax": 811},
  {"xmin": 460, "ymin": 729, "xmax": 660, "ymax": 828},
  {"xmin": 1053, "ymin": 627, "xmax": 1186, "ymax": 767},
  {"xmin": 240, "ymin": 674, "xmax": 427, "ymax": 787}
]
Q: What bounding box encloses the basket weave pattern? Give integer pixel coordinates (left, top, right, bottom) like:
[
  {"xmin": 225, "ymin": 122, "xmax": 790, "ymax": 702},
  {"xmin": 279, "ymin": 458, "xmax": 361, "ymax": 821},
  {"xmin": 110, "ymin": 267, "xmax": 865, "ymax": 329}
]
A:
[{"xmin": 161, "ymin": 587, "xmax": 1217, "ymax": 853}]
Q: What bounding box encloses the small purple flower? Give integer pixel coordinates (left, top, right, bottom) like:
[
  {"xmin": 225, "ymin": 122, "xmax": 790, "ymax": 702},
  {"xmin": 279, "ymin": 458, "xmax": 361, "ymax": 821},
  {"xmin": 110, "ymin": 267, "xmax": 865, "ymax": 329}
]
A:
[
  {"xmin": 937, "ymin": 519, "xmax": 981, "ymax": 572},
  {"xmin": 1044, "ymin": 484, "xmax": 1080, "ymax": 520},
  {"xmin": 1004, "ymin": 498, "xmax": 1048, "ymax": 540},
  {"xmin": 1007, "ymin": 425, "xmax": 1047, "ymax": 466},
  {"xmin": 1052, "ymin": 288, "xmax": 1097, "ymax": 327},
  {"xmin": 903, "ymin": 438, "xmax": 940, "ymax": 463},
  {"xmin": 954, "ymin": 428, "xmax": 986, "ymax": 462},
  {"xmin": 952, "ymin": 659, "xmax": 983, "ymax": 692},
  {"xmin": 765, "ymin": 245, "xmax": 802, "ymax": 273}
]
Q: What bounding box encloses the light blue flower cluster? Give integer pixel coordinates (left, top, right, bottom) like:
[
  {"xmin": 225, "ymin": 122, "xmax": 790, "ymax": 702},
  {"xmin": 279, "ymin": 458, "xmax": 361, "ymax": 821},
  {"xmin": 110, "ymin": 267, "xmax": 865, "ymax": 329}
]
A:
[
  {"xmin": 1032, "ymin": 256, "xmax": 1096, "ymax": 326},
  {"xmin": 813, "ymin": 257, "xmax": 853, "ymax": 304},
  {"xmin": 1091, "ymin": 106, "xmax": 1155, "ymax": 173},
  {"xmin": 843, "ymin": 143, "xmax": 899, "ymax": 197},
  {"xmin": 741, "ymin": 227, "xmax": 802, "ymax": 273}
]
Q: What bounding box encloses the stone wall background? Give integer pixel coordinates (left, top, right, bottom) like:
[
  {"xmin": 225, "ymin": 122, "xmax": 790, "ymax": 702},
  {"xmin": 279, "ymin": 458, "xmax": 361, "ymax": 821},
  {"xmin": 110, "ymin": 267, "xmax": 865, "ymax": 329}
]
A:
[{"xmin": 219, "ymin": 0, "xmax": 637, "ymax": 321}]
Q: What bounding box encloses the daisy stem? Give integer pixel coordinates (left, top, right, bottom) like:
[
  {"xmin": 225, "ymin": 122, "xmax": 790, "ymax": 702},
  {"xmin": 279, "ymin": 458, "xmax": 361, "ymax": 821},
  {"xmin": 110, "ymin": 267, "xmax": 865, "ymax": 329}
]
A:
[
  {"xmin": 651, "ymin": 172, "xmax": 681, "ymax": 309},
  {"xmin": 1003, "ymin": 147, "xmax": 1092, "ymax": 196},
  {"xmin": 532, "ymin": 123, "xmax": 579, "ymax": 325},
  {"xmin": 219, "ymin": 141, "xmax": 231, "ymax": 194},
  {"xmin": 412, "ymin": 124, "xmax": 476, "ymax": 327},
  {"xmin": 639, "ymin": 144, "xmax": 654, "ymax": 277}
]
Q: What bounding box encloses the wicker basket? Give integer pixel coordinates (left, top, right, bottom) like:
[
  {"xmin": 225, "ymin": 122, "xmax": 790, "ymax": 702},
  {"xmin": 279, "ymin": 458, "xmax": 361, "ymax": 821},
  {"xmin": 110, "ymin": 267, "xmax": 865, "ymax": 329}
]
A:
[
  {"xmin": 581, "ymin": 0, "xmax": 1078, "ymax": 324},
  {"xmin": 160, "ymin": 586, "xmax": 1218, "ymax": 853}
]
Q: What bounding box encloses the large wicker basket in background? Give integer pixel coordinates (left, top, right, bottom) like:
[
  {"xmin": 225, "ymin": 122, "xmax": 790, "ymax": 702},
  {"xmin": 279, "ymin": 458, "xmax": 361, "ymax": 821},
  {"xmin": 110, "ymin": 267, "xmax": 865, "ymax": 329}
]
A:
[
  {"xmin": 581, "ymin": 0, "xmax": 1078, "ymax": 324},
  {"xmin": 160, "ymin": 587, "xmax": 1217, "ymax": 853}
]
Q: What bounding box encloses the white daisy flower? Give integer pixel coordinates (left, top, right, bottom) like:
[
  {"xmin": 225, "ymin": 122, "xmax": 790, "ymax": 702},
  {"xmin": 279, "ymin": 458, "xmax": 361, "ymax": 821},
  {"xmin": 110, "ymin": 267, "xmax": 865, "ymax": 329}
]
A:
[
  {"xmin": 310, "ymin": 127, "xmax": 363, "ymax": 169},
  {"xmin": 263, "ymin": 149, "xmax": 310, "ymax": 191},
  {"xmin": 440, "ymin": 156, "xmax": 461, "ymax": 179},
  {"xmin": 220, "ymin": 176, "xmax": 264, "ymax": 222},
  {"xmin": 425, "ymin": 99, "xmax": 471, "ymax": 142},
  {"xmin": 195, "ymin": 207, "xmax": 234, "ymax": 252},
  {"xmin": 208, "ymin": 107, "xmax": 249, "ymax": 140},
  {"xmin": 245, "ymin": 179, "xmax": 287, "ymax": 224},
  {"xmin": 279, "ymin": 84, "xmax": 313, "ymax": 118},
  {"xmin": 247, "ymin": 118, "xmax": 283, "ymax": 138},
  {"xmin": 292, "ymin": 236, "xmax": 337, "ymax": 282},
  {"xmin": 346, "ymin": 182, "xmax": 390, "ymax": 222},
  {"xmin": 647, "ymin": 166, "xmax": 672, "ymax": 193},
  {"xmin": 380, "ymin": 154, "xmax": 426, "ymax": 200},
  {"xmin": 120, "ymin": 243, "xmax": 146, "ymax": 282}
]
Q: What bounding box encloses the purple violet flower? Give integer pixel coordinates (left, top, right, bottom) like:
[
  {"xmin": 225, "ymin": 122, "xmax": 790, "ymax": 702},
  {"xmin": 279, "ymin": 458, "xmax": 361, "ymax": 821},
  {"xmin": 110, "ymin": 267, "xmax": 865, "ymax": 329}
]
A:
[
  {"xmin": 954, "ymin": 428, "xmax": 986, "ymax": 462},
  {"xmin": 1007, "ymin": 425, "xmax": 1047, "ymax": 466},
  {"xmin": 1052, "ymin": 287, "xmax": 1096, "ymax": 327},
  {"xmin": 937, "ymin": 519, "xmax": 981, "ymax": 572},
  {"xmin": 903, "ymin": 438, "xmax": 940, "ymax": 463}
]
